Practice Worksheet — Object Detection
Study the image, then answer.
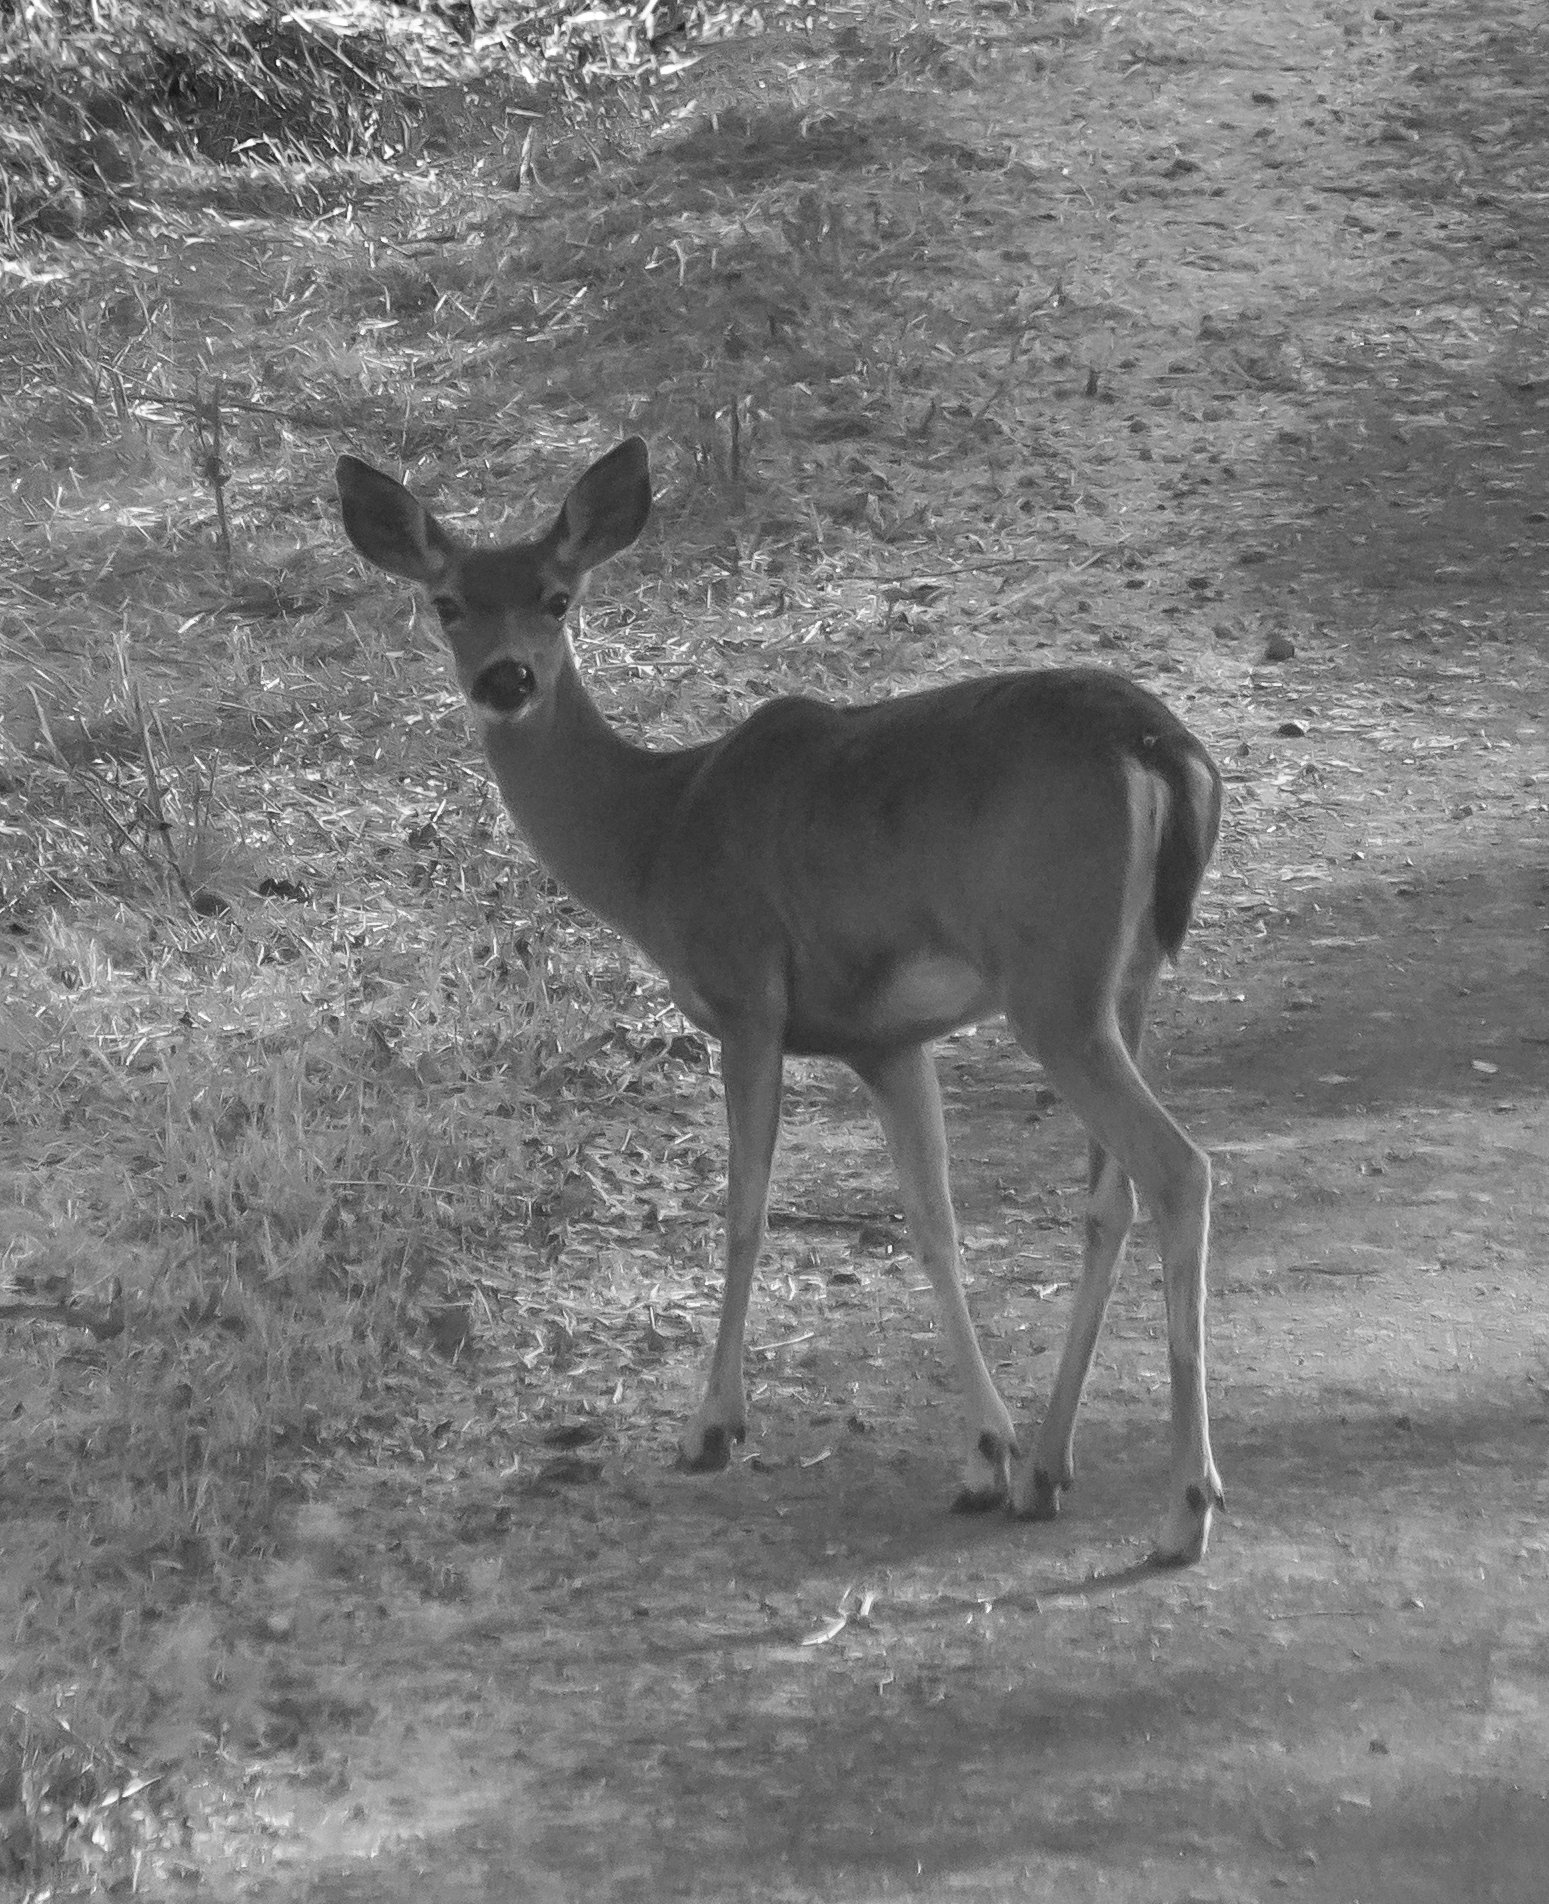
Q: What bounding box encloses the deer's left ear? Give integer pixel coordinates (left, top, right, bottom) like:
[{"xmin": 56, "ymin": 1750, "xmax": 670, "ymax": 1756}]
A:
[
  {"xmin": 552, "ymin": 437, "xmax": 652, "ymax": 572},
  {"xmin": 337, "ymin": 456, "xmax": 461, "ymax": 585}
]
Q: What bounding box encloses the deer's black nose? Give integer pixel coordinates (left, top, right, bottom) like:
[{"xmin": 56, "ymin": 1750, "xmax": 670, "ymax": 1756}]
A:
[{"xmin": 473, "ymin": 659, "xmax": 536, "ymax": 712}]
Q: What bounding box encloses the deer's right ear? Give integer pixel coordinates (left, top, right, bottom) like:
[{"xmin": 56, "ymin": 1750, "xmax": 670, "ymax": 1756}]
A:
[{"xmin": 336, "ymin": 456, "xmax": 458, "ymax": 585}]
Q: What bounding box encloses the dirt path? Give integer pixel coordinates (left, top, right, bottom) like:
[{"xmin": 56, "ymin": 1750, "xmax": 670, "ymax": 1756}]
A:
[{"xmin": 30, "ymin": 2, "xmax": 1548, "ymax": 1897}]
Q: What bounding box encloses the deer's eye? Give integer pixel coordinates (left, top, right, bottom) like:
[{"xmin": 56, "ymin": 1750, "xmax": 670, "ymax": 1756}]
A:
[
  {"xmin": 431, "ymin": 595, "xmax": 462, "ymax": 623},
  {"xmin": 545, "ymin": 592, "xmax": 571, "ymax": 620}
]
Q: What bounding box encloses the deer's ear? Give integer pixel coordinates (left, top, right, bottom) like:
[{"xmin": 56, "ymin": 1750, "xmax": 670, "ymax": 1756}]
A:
[
  {"xmin": 551, "ymin": 437, "xmax": 652, "ymax": 573},
  {"xmin": 336, "ymin": 456, "xmax": 459, "ymax": 585}
]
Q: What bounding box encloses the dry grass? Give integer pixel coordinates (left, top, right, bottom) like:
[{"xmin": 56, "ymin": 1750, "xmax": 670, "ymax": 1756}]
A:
[
  {"xmin": 1, "ymin": 8, "xmax": 805, "ymax": 1889},
  {"xmin": 0, "ymin": 0, "xmax": 723, "ymax": 246}
]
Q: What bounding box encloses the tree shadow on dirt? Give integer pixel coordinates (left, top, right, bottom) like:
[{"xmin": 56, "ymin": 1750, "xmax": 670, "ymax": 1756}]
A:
[
  {"xmin": 494, "ymin": 1386, "xmax": 1542, "ymax": 1703},
  {"xmin": 1181, "ymin": 844, "xmax": 1549, "ymax": 1118},
  {"xmin": 1250, "ymin": 358, "xmax": 1549, "ymax": 622},
  {"xmin": 287, "ymin": 1560, "xmax": 1549, "ymax": 1903}
]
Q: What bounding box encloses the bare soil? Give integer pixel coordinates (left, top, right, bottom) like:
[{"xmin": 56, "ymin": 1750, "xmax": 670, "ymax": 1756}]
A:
[{"xmin": 7, "ymin": 1, "xmax": 1549, "ymax": 1899}]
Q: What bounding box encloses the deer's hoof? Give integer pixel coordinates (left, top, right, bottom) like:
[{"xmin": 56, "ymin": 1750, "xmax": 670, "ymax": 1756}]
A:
[
  {"xmin": 676, "ymin": 1422, "xmax": 743, "ymax": 1473},
  {"xmin": 950, "ymin": 1481, "xmax": 1008, "ymax": 1515},
  {"xmin": 950, "ymin": 1428, "xmax": 1016, "ymax": 1513},
  {"xmin": 1149, "ymin": 1479, "xmax": 1225, "ymax": 1567},
  {"xmin": 1009, "ymin": 1465, "xmax": 1063, "ymax": 1522}
]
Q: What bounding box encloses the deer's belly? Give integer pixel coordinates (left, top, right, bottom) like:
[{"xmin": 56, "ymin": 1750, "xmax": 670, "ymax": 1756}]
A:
[
  {"xmin": 786, "ymin": 954, "xmax": 998, "ymax": 1054},
  {"xmin": 870, "ymin": 954, "xmax": 995, "ymax": 1031},
  {"xmin": 668, "ymin": 955, "xmax": 997, "ymax": 1057}
]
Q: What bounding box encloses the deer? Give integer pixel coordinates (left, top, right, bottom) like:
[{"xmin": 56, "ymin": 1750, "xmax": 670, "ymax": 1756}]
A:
[{"xmin": 336, "ymin": 436, "xmax": 1227, "ymax": 1566}]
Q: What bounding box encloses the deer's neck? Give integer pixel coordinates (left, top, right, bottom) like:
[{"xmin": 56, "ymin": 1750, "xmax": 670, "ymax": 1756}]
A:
[{"xmin": 478, "ymin": 648, "xmax": 681, "ymax": 947}]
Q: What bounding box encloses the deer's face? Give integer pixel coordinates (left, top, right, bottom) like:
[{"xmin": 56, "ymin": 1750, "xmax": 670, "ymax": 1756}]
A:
[
  {"xmin": 419, "ymin": 540, "xmax": 587, "ymax": 725},
  {"xmin": 336, "ymin": 438, "xmax": 652, "ymax": 728}
]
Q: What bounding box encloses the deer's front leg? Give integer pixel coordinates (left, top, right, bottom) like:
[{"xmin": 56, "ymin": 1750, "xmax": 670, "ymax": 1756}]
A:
[
  {"xmin": 678, "ymin": 1030, "xmax": 785, "ymax": 1472},
  {"xmin": 852, "ymin": 1042, "xmax": 1018, "ymax": 1510}
]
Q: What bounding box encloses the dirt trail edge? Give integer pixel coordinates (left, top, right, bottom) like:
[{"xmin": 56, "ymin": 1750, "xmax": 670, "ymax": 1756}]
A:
[{"xmin": 52, "ymin": 3, "xmax": 1549, "ymax": 1900}]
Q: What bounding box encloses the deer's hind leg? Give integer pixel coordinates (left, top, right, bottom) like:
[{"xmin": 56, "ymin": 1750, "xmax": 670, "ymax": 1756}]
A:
[
  {"xmin": 1010, "ymin": 975, "xmax": 1148, "ymax": 1520},
  {"xmin": 851, "ymin": 1042, "xmax": 1019, "ymax": 1511},
  {"xmin": 1006, "ymin": 972, "xmax": 1222, "ymax": 1565},
  {"xmin": 1014, "ymin": 1134, "xmax": 1138, "ymax": 1520}
]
